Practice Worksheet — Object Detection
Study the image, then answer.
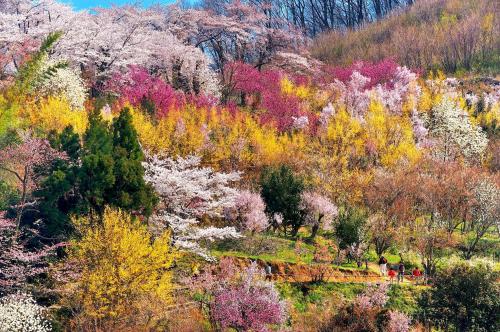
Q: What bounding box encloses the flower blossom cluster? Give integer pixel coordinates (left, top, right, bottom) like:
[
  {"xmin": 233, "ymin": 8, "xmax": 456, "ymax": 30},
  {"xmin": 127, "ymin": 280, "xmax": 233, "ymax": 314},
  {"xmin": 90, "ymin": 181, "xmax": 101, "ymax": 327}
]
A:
[{"xmin": 0, "ymin": 293, "xmax": 51, "ymax": 332}]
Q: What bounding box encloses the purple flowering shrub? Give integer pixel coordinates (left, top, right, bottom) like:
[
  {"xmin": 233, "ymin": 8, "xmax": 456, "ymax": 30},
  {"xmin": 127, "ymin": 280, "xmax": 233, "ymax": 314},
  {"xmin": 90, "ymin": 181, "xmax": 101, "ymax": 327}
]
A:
[{"xmin": 189, "ymin": 258, "xmax": 287, "ymax": 332}]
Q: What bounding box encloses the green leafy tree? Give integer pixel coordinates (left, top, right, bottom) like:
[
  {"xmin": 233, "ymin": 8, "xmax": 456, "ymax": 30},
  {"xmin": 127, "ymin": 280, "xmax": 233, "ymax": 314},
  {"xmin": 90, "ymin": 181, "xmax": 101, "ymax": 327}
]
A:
[
  {"xmin": 417, "ymin": 264, "xmax": 500, "ymax": 332},
  {"xmin": 260, "ymin": 165, "xmax": 304, "ymax": 236},
  {"xmin": 34, "ymin": 108, "xmax": 157, "ymax": 240},
  {"xmin": 110, "ymin": 108, "xmax": 156, "ymax": 216},
  {"xmin": 335, "ymin": 207, "xmax": 367, "ymax": 250}
]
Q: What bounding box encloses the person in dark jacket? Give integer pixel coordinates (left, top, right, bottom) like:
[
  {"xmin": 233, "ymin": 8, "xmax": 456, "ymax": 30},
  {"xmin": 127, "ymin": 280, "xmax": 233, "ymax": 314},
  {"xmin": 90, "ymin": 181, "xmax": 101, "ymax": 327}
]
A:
[{"xmin": 397, "ymin": 261, "xmax": 405, "ymax": 283}]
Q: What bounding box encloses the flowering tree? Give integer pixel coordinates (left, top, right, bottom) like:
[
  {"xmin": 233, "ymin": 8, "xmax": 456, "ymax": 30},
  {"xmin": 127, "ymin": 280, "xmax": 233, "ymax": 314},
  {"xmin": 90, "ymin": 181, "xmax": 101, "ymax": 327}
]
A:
[
  {"xmin": 225, "ymin": 190, "xmax": 268, "ymax": 234},
  {"xmin": 68, "ymin": 207, "xmax": 176, "ymax": 328},
  {"xmin": 166, "ymin": 1, "xmax": 302, "ymax": 73},
  {"xmin": 427, "ymin": 98, "xmax": 488, "ymax": 163},
  {"xmin": 387, "ymin": 310, "xmax": 411, "ymax": 332},
  {"xmin": 0, "ymin": 293, "xmax": 51, "ymax": 332},
  {"xmin": 331, "ymin": 71, "xmax": 371, "ymax": 118},
  {"xmin": 0, "ymin": 213, "xmax": 61, "ymax": 295},
  {"xmin": 107, "ymin": 66, "xmax": 186, "ymax": 118},
  {"xmin": 190, "ymin": 258, "xmax": 287, "ymax": 332},
  {"xmin": 300, "ymin": 191, "xmax": 338, "ymax": 239},
  {"xmin": 32, "ymin": 56, "xmax": 87, "ymax": 110},
  {"xmin": 0, "ymin": 134, "xmax": 66, "ymax": 227},
  {"xmin": 325, "ymin": 283, "xmax": 410, "ymax": 331},
  {"xmin": 355, "ymin": 283, "xmax": 389, "ymax": 310},
  {"xmin": 0, "ymin": 1, "xmax": 219, "ymax": 95},
  {"xmin": 329, "ymin": 64, "xmax": 420, "ymax": 118},
  {"xmin": 223, "ymin": 61, "xmax": 309, "ymax": 131},
  {"xmin": 461, "ymin": 178, "xmax": 500, "ymax": 259},
  {"xmin": 143, "ymin": 154, "xmax": 242, "ymax": 260}
]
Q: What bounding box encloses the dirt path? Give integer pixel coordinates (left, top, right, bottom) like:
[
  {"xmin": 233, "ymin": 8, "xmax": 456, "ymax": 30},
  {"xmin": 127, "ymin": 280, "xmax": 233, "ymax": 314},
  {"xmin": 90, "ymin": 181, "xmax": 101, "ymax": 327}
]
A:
[{"xmin": 224, "ymin": 256, "xmax": 404, "ymax": 284}]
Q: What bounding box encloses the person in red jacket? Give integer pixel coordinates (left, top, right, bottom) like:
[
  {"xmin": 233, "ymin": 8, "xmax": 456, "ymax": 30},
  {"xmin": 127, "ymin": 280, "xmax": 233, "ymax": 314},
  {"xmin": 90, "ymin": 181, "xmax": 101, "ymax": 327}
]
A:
[
  {"xmin": 388, "ymin": 268, "xmax": 396, "ymax": 283},
  {"xmin": 412, "ymin": 267, "xmax": 422, "ymax": 284}
]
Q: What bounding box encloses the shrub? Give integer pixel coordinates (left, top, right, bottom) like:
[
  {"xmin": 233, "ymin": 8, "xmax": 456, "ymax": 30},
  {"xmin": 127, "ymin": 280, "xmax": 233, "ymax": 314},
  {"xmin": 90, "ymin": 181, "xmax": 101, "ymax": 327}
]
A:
[
  {"xmin": 417, "ymin": 263, "xmax": 500, "ymax": 331},
  {"xmin": 0, "ymin": 293, "xmax": 51, "ymax": 332},
  {"xmin": 67, "ymin": 207, "xmax": 177, "ymax": 328}
]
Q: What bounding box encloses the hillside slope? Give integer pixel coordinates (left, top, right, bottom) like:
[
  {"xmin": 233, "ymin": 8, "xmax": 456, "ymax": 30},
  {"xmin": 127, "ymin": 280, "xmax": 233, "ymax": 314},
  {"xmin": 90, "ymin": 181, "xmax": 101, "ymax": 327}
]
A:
[{"xmin": 311, "ymin": 0, "xmax": 499, "ymax": 75}]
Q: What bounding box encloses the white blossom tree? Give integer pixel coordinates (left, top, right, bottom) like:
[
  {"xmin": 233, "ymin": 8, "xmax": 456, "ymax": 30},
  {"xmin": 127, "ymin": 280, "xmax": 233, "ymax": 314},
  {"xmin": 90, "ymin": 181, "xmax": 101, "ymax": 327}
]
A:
[
  {"xmin": 32, "ymin": 56, "xmax": 87, "ymax": 109},
  {"xmin": 165, "ymin": 1, "xmax": 303, "ymax": 72},
  {"xmin": 461, "ymin": 178, "xmax": 500, "ymax": 259},
  {"xmin": 0, "ymin": 1, "xmax": 219, "ymax": 96},
  {"xmin": 426, "ymin": 98, "xmax": 488, "ymax": 163},
  {"xmin": 143, "ymin": 154, "xmax": 242, "ymax": 260}
]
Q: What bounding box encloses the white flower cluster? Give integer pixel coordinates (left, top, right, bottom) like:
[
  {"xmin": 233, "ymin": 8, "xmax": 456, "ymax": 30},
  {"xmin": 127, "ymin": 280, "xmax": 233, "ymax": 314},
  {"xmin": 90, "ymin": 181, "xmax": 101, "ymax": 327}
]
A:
[
  {"xmin": 319, "ymin": 103, "xmax": 335, "ymax": 126},
  {"xmin": 0, "ymin": 294, "xmax": 51, "ymax": 332},
  {"xmin": 291, "ymin": 115, "xmax": 309, "ymax": 130},
  {"xmin": 33, "ymin": 57, "xmax": 87, "ymax": 110},
  {"xmin": 427, "ymin": 98, "xmax": 488, "ymax": 162}
]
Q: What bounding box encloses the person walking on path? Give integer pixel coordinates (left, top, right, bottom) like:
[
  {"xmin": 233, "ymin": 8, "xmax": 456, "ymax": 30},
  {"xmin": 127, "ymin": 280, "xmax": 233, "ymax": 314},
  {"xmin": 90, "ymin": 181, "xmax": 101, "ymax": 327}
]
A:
[
  {"xmin": 265, "ymin": 263, "xmax": 273, "ymax": 281},
  {"xmin": 397, "ymin": 261, "xmax": 405, "ymax": 283},
  {"xmin": 412, "ymin": 267, "xmax": 422, "ymax": 284},
  {"xmin": 388, "ymin": 268, "xmax": 396, "ymax": 283},
  {"xmin": 378, "ymin": 256, "xmax": 388, "ymax": 276}
]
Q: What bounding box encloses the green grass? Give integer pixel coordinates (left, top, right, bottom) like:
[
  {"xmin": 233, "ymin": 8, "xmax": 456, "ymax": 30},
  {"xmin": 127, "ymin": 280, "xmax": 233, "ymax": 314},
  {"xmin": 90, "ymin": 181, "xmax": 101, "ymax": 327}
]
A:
[
  {"xmin": 211, "ymin": 233, "xmax": 371, "ymax": 271},
  {"xmin": 211, "ymin": 233, "xmax": 316, "ymax": 264},
  {"xmin": 277, "ymin": 282, "xmax": 367, "ymax": 313},
  {"xmin": 386, "ymin": 284, "xmax": 425, "ymax": 316},
  {"xmin": 276, "ymin": 281, "xmax": 423, "ymax": 316}
]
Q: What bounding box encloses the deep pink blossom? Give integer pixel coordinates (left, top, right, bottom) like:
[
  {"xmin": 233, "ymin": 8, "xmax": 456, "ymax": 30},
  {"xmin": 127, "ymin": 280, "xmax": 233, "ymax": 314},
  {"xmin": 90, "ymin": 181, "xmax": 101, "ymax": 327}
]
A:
[
  {"xmin": 321, "ymin": 59, "xmax": 400, "ymax": 89},
  {"xmin": 225, "ymin": 61, "xmax": 312, "ymax": 132},
  {"xmin": 209, "ymin": 262, "xmax": 287, "ymax": 332},
  {"xmin": 108, "ymin": 66, "xmax": 186, "ymax": 118}
]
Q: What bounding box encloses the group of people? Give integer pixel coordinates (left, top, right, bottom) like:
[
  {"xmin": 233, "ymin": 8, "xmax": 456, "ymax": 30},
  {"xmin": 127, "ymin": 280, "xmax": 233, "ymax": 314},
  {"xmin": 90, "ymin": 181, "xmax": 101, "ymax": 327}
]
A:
[{"xmin": 378, "ymin": 255, "xmax": 423, "ymax": 284}]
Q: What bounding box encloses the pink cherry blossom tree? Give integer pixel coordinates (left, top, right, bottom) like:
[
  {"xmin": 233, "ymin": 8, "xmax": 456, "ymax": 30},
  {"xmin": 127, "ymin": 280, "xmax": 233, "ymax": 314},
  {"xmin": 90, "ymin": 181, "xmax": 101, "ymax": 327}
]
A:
[
  {"xmin": 0, "ymin": 212, "xmax": 63, "ymax": 295},
  {"xmin": 300, "ymin": 191, "xmax": 338, "ymax": 239},
  {"xmin": 189, "ymin": 258, "xmax": 287, "ymax": 332},
  {"xmin": 0, "ymin": 134, "xmax": 66, "ymax": 228},
  {"xmin": 225, "ymin": 190, "xmax": 269, "ymax": 234}
]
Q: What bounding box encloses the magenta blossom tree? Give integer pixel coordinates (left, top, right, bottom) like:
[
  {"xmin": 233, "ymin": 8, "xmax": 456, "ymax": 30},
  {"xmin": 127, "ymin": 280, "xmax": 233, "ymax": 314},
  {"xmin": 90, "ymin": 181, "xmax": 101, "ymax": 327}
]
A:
[
  {"xmin": 224, "ymin": 61, "xmax": 315, "ymax": 132},
  {"xmin": 107, "ymin": 66, "xmax": 186, "ymax": 118}
]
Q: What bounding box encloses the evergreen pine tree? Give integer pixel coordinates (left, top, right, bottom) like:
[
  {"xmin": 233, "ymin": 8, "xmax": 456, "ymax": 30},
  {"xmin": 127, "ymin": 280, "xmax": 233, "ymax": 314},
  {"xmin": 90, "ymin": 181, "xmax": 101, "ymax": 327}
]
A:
[
  {"xmin": 36, "ymin": 126, "xmax": 82, "ymax": 240},
  {"xmin": 79, "ymin": 110, "xmax": 115, "ymax": 214},
  {"xmin": 110, "ymin": 108, "xmax": 157, "ymax": 216}
]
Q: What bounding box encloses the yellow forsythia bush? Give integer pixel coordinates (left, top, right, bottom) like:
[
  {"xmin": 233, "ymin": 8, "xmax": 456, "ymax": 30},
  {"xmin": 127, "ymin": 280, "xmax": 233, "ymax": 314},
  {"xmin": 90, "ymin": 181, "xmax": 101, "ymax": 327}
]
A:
[
  {"xmin": 23, "ymin": 96, "xmax": 88, "ymax": 134},
  {"xmin": 70, "ymin": 207, "xmax": 176, "ymax": 323}
]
